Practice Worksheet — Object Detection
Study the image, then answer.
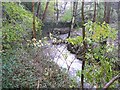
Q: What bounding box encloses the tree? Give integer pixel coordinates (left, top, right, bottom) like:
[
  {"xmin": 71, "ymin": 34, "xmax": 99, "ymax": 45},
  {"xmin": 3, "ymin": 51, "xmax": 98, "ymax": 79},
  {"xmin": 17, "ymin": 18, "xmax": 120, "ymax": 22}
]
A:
[
  {"xmin": 36, "ymin": 1, "xmax": 41, "ymax": 18},
  {"xmin": 56, "ymin": 0, "xmax": 59, "ymax": 21},
  {"xmin": 42, "ymin": 0, "xmax": 50, "ymax": 21},
  {"xmin": 32, "ymin": 1, "xmax": 36, "ymax": 39},
  {"xmin": 81, "ymin": 0, "xmax": 86, "ymax": 89},
  {"xmin": 104, "ymin": 2, "xmax": 111, "ymax": 23},
  {"xmin": 106, "ymin": 2, "xmax": 111, "ymax": 23},
  {"xmin": 104, "ymin": 2, "xmax": 107, "ymax": 21},
  {"xmin": 68, "ymin": 1, "xmax": 78, "ymax": 38},
  {"xmin": 93, "ymin": 1, "xmax": 97, "ymax": 22}
]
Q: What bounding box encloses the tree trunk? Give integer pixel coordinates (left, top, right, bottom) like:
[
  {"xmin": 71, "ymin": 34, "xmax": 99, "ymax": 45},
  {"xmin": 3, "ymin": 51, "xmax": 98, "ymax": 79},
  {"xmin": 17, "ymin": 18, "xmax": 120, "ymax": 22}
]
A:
[
  {"xmin": 56, "ymin": 0, "xmax": 59, "ymax": 21},
  {"xmin": 104, "ymin": 2, "xmax": 111, "ymax": 23},
  {"xmin": 36, "ymin": 1, "xmax": 41, "ymax": 18},
  {"xmin": 42, "ymin": 1, "xmax": 50, "ymax": 22},
  {"xmin": 32, "ymin": 1, "xmax": 36, "ymax": 39},
  {"xmin": 106, "ymin": 2, "xmax": 111, "ymax": 23},
  {"xmin": 93, "ymin": 1, "xmax": 97, "ymax": 22},
  {"xmin": 74, "ymin": 1, "xmax": 78, "ymax": 22},
  {"xmin": 104, "ymin": 2, "xmax": 107, "ymax": 22},
  {"xmin": 81, "ymin": 0, "xmax": 86, "ymax": 89},
  {"xmin": 68, "ymin": 1, "xmax": 77, "ymax": 38}
]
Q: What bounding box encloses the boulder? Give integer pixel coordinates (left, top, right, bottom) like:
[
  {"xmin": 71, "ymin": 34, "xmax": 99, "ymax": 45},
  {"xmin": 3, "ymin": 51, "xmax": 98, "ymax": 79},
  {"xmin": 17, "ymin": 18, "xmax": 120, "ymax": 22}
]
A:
[
  {"xmin": 67, "ymin": 43, "xmax": 83, "ymax": 55},
  {"xmin": 53, "ymin": 27, "xmax": 70, "ymax": 35}
]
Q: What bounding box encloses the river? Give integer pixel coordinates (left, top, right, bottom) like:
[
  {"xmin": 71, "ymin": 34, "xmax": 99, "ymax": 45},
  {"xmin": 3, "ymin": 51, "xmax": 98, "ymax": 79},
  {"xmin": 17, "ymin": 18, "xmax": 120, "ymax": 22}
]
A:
[{"xmin": 41, "ymin": 30, "xmax": 93, "ymax": 88}]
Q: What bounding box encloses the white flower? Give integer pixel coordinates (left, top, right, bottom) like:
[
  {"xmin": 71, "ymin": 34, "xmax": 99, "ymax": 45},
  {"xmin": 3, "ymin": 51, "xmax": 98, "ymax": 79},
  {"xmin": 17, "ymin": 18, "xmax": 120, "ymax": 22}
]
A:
[
  {"xmin": 39, "ymin": 40, "xmax": 42, "ymax": 43},
  {"xmin": 32, "ymin": 38, "xmax": 36, "ymax": 42}
]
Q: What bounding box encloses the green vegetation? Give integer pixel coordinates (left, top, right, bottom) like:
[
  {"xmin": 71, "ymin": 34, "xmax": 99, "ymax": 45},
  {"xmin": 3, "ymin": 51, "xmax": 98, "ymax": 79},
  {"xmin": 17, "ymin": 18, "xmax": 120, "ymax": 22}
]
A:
[
  {"xmin": 67, "ymin": 21, "xmax": 119, "ymax": 88},
  {"xmin": 61, "ymin": 9, "xmax": 72, "ymax": 22},
  {"xmin": 2, "ymin": 45, "xmax": 78, "ymax": 88},
  {"xmin": 2, "ymin": 2, "xmax": 78, "ymax": 88},
  {"xmin": 2, "ymin": 2, "xmax": 42, "ymax": 49},
  {"xmin": 1, "ymin": 1, "xmax": 119, "ymax": 89}
]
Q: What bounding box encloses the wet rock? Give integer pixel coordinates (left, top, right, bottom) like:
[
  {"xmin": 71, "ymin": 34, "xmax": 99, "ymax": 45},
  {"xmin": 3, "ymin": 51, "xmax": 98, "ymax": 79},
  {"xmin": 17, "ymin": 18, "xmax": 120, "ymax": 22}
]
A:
[
  {"xmin": 53, "ymin": 27, "xmax": 70, "ymax": 35},
  {"xmin": 67, "ymin": 43, "xmax": 76, "ymax": 54},
  {"xmin": 67, "ymin": 43, "xmax": 83, "ymax": 60}
]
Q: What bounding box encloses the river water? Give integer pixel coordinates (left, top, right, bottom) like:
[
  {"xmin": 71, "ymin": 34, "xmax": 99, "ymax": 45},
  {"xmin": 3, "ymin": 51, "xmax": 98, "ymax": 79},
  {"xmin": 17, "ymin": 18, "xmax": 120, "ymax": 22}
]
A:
[
  {"xmin": 41, "ymin": 29, "xmax": 95, "ymax": 88},
  {"xmin": 42, "ymin": 37, "xmax": 92, "ymax": 88},
  {"xmin": 44, "ymin": 42, "xmax": 82, "ymax": 78},
  {"xmin": 41, "ymin": 22, "xmax": 119, "ymax": 88}
]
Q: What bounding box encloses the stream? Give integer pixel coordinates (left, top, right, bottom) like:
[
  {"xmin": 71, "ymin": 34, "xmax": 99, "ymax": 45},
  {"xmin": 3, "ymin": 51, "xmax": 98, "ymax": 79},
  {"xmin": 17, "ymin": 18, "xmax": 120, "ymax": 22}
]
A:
[
  {"xmin": 44, "ymin": 42, "xmax": 82, "ymax": 80},
  {"xmin": 41, "ymin": 22, "xmax": 119, "ymax": 88},
  {"xmin": 42, "ymin": 30, "xmax": 92, "ymax": 88}
]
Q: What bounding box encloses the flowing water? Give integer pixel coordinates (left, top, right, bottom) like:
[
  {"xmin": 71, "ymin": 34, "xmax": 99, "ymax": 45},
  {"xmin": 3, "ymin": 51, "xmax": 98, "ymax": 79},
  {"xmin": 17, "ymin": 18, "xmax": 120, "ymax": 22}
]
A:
[
  {"xmin": 42, "ymin": 38, "xmax": 92, "ymax": 88},
  {"xmin": 44, "ymin": 42, "xmax": 82, "ymax": 78},
  {"xmin": 41, "ymin": 22, "xmax": 119, "ymax": 88},
  {"xmin": 42, "ymin": 31, "xmax": 83, "ymax": 82}
]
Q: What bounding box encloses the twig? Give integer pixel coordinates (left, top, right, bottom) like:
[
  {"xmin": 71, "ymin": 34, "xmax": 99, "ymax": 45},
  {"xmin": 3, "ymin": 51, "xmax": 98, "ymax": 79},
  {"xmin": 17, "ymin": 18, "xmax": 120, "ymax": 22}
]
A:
[
  {"xmin": 103, "ymin": 74, "xmax": 120, "ymax": 89},
  {"xmin": 67, "ymin": 59, "xmax": 75, "ymax": 71}
]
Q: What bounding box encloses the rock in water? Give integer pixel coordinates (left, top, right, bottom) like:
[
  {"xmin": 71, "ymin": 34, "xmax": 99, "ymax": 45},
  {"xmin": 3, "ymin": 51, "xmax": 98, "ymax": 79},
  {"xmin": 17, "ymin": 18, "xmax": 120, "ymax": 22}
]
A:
[{"xmin": 53, "ymin": 27, "xmax": 70, "ymax": 35}]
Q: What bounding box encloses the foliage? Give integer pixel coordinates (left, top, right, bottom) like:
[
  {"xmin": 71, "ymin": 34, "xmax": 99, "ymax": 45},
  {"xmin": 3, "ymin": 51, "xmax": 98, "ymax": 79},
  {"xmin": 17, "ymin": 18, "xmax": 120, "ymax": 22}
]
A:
[
  {"xmin": 2, "ymin": 48, "xmax": 37, "ymax": 88},
  {"xmin": 61, "ymin": 9, "xmax": 72, "ymax": 22},
  {"xmin": 67, "ymin": 36, "xmax": 83, "ymax": 45},
  {"xmin": 2, "ymin": 2, "xmax": 42, "ymax": 49},
  {"xmin": 84, "ymin": 44, "xmax": 119, "ymax": 88},
  {"xmin": 67, "ymin": 20, "xmax": 118, "ymax": 88},
  {"xmin": 84, "ymin": 21, "xmax": 118, "ymax": 87},
  {"xmin": 2, "ymin": 1, "xmax": 119, "ymax": 89},
  {"xmin": 67, "ymin": 20, "xmax": 117, "ymax": 46},
  {"xmin": 4, "ymin": 46, "xmax": 77, "ymax": 88},
  {"xmin": 2, "ymin": 35, "xmax": 78, "ymax": 88},
  {"xmin": 84, "ymin": 20, "xmax": 117, "ymax": 43}
]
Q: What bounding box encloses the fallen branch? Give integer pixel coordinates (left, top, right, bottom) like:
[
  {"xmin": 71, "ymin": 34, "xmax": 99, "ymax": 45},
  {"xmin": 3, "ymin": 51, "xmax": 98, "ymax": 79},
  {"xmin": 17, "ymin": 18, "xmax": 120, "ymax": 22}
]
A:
[{"xmin": 103, "ymin": 74, "xmax": 120, "ymax": 89}]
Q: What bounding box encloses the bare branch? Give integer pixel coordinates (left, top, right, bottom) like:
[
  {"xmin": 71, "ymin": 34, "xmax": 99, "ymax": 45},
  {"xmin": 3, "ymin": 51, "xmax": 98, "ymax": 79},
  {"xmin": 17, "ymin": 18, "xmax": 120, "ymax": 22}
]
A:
[{"xmin": 103, "ymin": 74, "xmax": 120, "ymax": 89}]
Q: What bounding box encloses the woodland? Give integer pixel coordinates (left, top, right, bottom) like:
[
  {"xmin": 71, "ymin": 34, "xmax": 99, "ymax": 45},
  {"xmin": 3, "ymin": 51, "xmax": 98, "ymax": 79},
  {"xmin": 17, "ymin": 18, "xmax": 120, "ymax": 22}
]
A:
[{"xmin": 1, "ymin": 0, "xmax": 120, "ymax": 89}]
